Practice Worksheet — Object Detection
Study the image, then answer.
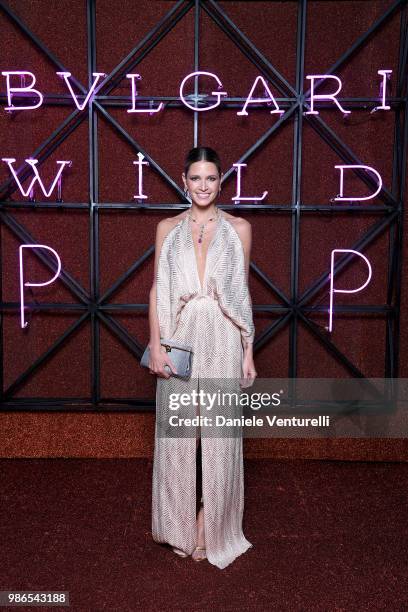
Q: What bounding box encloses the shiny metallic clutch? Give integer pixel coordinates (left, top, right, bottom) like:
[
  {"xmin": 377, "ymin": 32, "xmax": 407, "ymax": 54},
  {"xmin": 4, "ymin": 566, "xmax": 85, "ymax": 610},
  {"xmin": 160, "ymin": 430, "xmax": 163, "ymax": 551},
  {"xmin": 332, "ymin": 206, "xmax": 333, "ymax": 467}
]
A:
[{"xmin": 140, "ymin": 338, "xmax": 193, "ymax": 378}]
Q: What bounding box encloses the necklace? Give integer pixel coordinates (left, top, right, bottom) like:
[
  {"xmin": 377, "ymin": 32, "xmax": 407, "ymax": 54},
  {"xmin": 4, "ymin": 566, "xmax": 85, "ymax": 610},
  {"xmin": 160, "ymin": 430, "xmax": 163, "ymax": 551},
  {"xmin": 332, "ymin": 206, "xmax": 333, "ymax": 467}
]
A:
[{"xmin": 188, "ymin": 207, "xmax": 220, "ymax": 244}]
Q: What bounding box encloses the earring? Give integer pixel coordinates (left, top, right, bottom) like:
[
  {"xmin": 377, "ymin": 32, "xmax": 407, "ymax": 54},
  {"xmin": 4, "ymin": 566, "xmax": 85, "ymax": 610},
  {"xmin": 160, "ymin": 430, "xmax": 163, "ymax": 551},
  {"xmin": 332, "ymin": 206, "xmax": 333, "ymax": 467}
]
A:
[{"xmin": 184, "ymin": 187, "xmax": 191, "ymax": 201}]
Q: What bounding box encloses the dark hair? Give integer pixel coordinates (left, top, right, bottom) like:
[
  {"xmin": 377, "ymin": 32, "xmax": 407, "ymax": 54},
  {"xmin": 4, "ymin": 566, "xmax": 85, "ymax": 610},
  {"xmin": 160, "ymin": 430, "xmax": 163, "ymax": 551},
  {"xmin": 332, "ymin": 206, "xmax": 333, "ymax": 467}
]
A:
[{"xmin": 184, "ymin": 147, "xmax": 222, "ymax": 178}]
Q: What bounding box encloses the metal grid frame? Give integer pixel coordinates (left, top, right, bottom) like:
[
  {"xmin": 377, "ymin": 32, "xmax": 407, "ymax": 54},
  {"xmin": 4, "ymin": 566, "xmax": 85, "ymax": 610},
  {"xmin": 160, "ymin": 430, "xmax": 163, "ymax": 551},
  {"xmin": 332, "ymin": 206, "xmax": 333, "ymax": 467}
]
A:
[{"xmin": 0, "ymin": 0, "xmax": 407, "ymax": 412}]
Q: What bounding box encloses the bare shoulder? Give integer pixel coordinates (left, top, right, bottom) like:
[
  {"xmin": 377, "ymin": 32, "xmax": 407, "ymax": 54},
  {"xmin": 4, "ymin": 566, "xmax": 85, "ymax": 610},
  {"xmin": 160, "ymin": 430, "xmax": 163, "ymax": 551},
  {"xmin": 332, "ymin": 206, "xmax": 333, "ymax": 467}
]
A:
[
  {"xmin": 222, "ymin": 212, "xmax": 252, "ymax": 242},
  {"xmin": 156, "ymin": 212, "xmax": 187, "ymax": 241}
]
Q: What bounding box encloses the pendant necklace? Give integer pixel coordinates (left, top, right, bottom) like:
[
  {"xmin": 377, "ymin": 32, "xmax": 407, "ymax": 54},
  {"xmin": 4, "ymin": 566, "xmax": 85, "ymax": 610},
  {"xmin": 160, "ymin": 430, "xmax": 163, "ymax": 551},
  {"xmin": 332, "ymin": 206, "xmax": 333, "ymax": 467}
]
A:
[{"xmin": 188, "ymin": 207, "xmax": 220, "ymax": 246}]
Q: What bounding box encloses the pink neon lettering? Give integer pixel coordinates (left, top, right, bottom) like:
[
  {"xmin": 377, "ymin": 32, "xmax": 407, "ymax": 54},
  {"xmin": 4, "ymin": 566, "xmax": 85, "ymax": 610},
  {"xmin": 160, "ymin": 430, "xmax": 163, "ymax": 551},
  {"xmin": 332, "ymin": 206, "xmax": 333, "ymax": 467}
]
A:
[
  {"xmin": 334, "ymin": 165, "xmax": 383, "ymax": 201},
  {"xmin": 1, "ymin": 71, "xmax": 43, "ymax": 110},
  {"xmin": 329, "ymin": 249, "xmax": 372, "ymax": 332},
  {"xmin": 305, "ymin": 75, "xmax": 351, "ymax": 115},
  {"xmin": 1, "ymin": 158, "xmax": 72, "ymax": 199},
  {"xmin": 179, "ymin": 72, "xmax": 227, "ymax": 112},
  {"xmin": 237, "ymin": 76, "xmax": 284, "ymax": 116},
  {"xmin": 126, "ymin": 73, "xmax": 163, "ymax": 114},
  {"xmin": 133, "ymin": 152, "xmax": 149, "ymax": 200},
  {"xmin": 56, "ymin": 72, "xmax": 106, "ymax": 111},
  {"xmin": 376, "ymin": 69, "xmax": 392, "ymax": 111},
  {"xmin": 232, "ymin": 163, "xmax": 268, "ymax": 202},
  {"xmin": 19, "ymin": 244, "xmax": 62, "ymax": 328}
]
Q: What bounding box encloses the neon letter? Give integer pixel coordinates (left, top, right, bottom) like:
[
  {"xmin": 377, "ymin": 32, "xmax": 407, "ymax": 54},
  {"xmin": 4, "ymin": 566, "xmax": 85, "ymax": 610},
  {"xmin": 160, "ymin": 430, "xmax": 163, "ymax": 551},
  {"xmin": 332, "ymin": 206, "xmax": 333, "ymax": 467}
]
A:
[
  {"xmin": 179, "ymin": 72, "xmax": 227, "ymax": 111},
  {"xmin": 237, "ymin": 76, "xmax": 284, "ymax": 116},
  {"xmin": 56, "ymin": 72, "xmax": 106, "ymax": 110},
  {"xmin": 126, "ymin": 73, "xmax": 163, "ymax": 114},
  {"xmin": 305, "ymin": 75, "xmax": 351, "ymax": 115},
  {"xmin": 334, "ymin": 165, "xmax": 382, "ymax": 201},
  {"xmin": 329, "ymin": 249, "xmax": 372, "ymax": 332},
  {"xmin": 19, "ymin": 244, "xmax": 62, "ymax": 328},
  {"xmin": 376, "ymin": 69, "xmax": 392, "ymax": 111},
  {"xmin": 133, "ymin": 152, "xmax": 150, "ymax": 200},
  {"xmin": 1, "ymin": 158, "xmax": 72, "ymax": 199},
  {"xmin": 1, "ymin": 71, "xmax": 43, "ymax": 110},
  {"xmin": 232, "ymin": 163, "xmax": 268, "ymax": 202}
]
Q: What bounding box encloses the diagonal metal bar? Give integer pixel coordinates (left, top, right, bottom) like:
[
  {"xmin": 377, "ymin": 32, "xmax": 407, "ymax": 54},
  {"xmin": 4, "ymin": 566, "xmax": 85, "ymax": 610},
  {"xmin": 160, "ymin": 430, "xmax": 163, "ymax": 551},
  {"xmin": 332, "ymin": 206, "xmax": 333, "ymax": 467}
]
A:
[
  {"xmin": 222, "ymin": 103, "xmax": 299, "ymax": 184},
  {"xmin": 96, "ymin": 94, "xmax": 297, "ymax": 195},
  {"xmin": 93, "ymin": 102, "xmax": 186, "ymax": 199},
  {"xmin": 94, "ymin": 0, "xmax": 194, "ymax": 97},
  {"xmin": 97, "ymin": 311, "xmax": 145, "ymax": 358},
  {"xmin": 0, "ymin": 1, "xmax": 87, "ymax": 93},
  {"xmin": 250, "ymin": 261, "xmax": 291, "ymax": 306},
  {"xmin": 4, "ymin": 311, "xmax": 90, "ymax": 399},
  {"xmin": 203, "ymin": 0, "xmax": 297, "ymax": 98},
  {"xmin": 0, "ymin": 0, "xmax": 192, "ymax": 202},
  {"xmin": 299, "ymin": 312, "xmax": 393, "ymax": 401},
  {"xmin": 0, "ymin": 1, "xmax": 191, "ymax": 200},
  {"xmin": 99, "ymin": 245, "xmax": 155, "ymax": 305},
  {"xmin": 252, "ymin": 311, "xmax": 292, "ymax": 352},
  {"xmin": 0, "ymin": 1, "xmax": 92, "ymax": 203},
  {"xmin": 303, "ymin": 0, "xmax": 405, "ymax": 99},
  {"xmin": 297, "ymin": 311, "xmax": 366, "ymax": 377},
  {"xmin": 0, "ymin": 110, "xmax": 87, "ymax": 199}
]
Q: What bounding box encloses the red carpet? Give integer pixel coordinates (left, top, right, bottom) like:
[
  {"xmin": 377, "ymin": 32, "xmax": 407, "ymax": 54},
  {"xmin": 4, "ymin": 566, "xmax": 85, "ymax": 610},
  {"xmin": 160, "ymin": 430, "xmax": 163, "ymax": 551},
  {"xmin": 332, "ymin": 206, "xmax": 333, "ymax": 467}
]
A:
[{"xmin": 1, "ymin": 458, "xmax": 407, "ymax": 610}]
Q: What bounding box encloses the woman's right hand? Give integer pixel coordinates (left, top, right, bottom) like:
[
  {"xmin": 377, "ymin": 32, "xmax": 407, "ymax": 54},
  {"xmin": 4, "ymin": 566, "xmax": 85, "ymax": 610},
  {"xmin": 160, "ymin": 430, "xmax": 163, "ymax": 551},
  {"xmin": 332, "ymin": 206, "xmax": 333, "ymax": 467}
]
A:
[{"xmin": 148, "ymin": 344, "xmax": 178, "ymax": 378}]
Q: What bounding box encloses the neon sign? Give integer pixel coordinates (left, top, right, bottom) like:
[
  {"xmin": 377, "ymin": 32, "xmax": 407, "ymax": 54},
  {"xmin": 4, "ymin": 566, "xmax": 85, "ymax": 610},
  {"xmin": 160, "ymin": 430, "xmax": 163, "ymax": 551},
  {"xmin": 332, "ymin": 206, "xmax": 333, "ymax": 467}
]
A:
[
  {"xmin": 2, "ymin": 71, "xmax": 43, "ymax": 110},
  {"xmin": 329, "ymin": 249, "xmax": 372, "ymax": 332},
  {"xmin": 2, "ymin": 158, "xmax": 72, "ymax": 199},
  {"xmin": 19, "ymin": 245, "xmax": 62, "ymax": 329},
  {"xmin": 179, "ymin": 71, "xmax": 227, "ymax": 111},
  {"xmin": 56, "ymin": 71, "xmax": 106, "ymax": 111},
  {"xmin": 232, "ymin": 163, "xmax": 268, "ymax": 202},
  {"xmin": 304, "ymin": 75, "xmax": 352, "ymax": 116},
  {"xmin": 0, "ymin": 158, "xmax": 387, "ymax": 206},
  {"xmin": 1, "ymin": 69, "xmax": 390, "ymax": 330},
  {"xmin": 1, "ymin": 69, "xmax": 392, "ymax": 115},
  {"xmin": 334, "ymin": 165, "xmax": 383, "ymax": 201}
]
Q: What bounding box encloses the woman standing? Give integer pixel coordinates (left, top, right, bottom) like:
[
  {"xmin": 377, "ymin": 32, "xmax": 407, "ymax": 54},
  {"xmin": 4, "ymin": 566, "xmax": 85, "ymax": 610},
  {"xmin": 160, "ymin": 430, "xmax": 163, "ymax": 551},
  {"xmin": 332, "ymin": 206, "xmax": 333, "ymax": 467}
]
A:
[{"xmin": 148, "ymin": 147, "xmax": 257, "ymax": 569}]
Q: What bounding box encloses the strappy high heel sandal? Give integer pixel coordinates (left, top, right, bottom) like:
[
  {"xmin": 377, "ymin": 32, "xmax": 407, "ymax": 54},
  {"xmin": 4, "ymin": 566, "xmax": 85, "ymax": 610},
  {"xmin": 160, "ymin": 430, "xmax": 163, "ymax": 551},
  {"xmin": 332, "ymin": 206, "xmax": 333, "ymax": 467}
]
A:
[
  {"xmin": 192, "ymin": 546, "xmax": 207, "ymax": 562},
  {"xmin": 192, "ymin": 498, "xmax": 206, "ymax": 561},
  {"xmin": 172, "ymin": 547, "xmax": 189, "ymax": 558}
]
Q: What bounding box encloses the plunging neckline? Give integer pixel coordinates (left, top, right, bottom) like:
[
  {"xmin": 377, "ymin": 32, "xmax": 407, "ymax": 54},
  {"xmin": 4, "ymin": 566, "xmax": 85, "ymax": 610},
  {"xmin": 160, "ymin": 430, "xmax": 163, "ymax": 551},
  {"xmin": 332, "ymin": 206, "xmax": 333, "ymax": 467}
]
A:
[{"xmin": 187, "ymin": 209, "xmax": 223, "ymax": 292}]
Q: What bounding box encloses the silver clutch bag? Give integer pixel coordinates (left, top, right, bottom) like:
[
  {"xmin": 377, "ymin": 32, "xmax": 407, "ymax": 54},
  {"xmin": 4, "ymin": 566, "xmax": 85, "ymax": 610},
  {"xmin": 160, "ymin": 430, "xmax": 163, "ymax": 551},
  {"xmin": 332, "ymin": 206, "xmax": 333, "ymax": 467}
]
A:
[{"xmin": 140, "ymin": 338, "xmax": 194, "ymax": 378}]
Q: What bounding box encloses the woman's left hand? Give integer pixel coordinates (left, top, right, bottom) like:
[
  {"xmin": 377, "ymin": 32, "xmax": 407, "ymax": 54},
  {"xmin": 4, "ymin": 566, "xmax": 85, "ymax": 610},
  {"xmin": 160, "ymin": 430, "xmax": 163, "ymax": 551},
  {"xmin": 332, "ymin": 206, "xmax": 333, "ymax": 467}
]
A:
[{"xmin": 240, "ymin": 351, "xmax": 257, "ymax": 388}]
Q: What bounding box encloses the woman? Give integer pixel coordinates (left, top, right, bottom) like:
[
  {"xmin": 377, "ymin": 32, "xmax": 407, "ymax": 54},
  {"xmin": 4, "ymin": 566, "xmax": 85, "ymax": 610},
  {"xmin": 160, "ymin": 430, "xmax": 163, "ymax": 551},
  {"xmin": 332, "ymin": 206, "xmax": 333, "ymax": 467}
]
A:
[{"xmin": 148, "ymin": 146, "xmax": 257, "ymax": 569}]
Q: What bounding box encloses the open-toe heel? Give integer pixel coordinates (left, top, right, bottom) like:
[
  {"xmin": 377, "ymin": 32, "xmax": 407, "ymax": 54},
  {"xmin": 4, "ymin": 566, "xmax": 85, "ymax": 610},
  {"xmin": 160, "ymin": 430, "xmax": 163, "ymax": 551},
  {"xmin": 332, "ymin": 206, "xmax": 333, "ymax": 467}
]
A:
[
  {"xmin": 193, "ymin": 502, "xmax": 206, "ymax": 562},
  {"xmin": 172, "ymin": 547, "xmax": 189, "ymax": 558},
  {"xmin": 192, "ymin": 546, "xmax": 207, "ymax": 562}
]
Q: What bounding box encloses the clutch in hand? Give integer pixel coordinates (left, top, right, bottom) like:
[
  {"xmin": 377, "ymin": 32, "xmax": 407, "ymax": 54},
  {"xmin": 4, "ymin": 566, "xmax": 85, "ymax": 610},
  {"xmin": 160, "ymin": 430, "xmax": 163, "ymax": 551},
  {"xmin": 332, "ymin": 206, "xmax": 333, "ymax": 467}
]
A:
[{"xmin": 140, "ymin": 338, "xmax": 194, "ymax": 378}]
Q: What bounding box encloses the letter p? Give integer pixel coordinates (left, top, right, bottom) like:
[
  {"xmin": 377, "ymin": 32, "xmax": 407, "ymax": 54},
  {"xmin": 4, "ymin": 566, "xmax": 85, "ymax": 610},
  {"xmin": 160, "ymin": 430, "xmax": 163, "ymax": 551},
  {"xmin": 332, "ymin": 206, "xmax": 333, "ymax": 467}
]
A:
[
  {"xmin": 329, "ymin": 249, "xmax": 372, "ymax": 332},
  {"xmin": 19, "ymin": 245, "xmax": 62, "ymax": 328}
]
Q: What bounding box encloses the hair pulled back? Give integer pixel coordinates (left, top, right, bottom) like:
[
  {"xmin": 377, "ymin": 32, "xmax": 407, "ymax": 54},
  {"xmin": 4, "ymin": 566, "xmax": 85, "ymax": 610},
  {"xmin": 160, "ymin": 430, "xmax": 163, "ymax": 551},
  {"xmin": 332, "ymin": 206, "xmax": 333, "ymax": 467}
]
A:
[{"xmin": 184, "ymin": 147, "xmax": 222, "ymax": 178}]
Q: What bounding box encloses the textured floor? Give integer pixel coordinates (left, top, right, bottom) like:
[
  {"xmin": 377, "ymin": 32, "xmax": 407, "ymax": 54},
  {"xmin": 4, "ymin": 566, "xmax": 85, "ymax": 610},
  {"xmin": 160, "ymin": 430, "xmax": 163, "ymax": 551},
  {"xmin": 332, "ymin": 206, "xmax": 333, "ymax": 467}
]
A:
[{"xmin": 1, "ymin": 458, "xmax": 407, "ymax": 611}]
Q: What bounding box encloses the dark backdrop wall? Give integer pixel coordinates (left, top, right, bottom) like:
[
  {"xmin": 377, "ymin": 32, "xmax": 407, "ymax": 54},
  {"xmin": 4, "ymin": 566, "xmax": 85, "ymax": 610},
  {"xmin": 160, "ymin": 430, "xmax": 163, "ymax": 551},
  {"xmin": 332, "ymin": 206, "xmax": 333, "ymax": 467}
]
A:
[{"xmin": 1, "ymin": 0, "xmax": 407, "ymax": 459}]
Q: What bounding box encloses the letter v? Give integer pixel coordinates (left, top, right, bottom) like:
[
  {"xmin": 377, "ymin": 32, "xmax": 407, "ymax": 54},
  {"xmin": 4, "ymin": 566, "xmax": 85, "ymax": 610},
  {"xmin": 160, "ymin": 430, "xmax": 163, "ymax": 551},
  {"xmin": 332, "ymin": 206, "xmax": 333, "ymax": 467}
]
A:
[{"xmin": 56, "ymin": 71, "xmax": 106, "ymax": 110}]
